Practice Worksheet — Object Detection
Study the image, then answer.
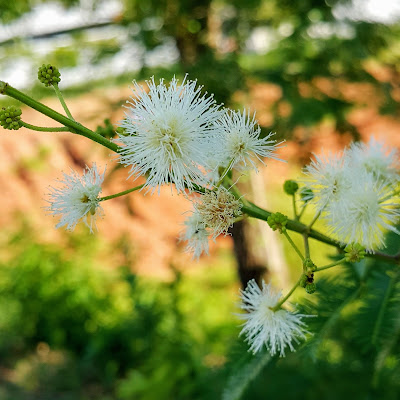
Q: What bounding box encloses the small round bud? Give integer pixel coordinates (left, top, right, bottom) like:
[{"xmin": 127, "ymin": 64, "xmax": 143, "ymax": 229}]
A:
[
  {"xmin": 0, "ymin": 106, "xmax": 22, "ymax": 130},
  {"xmin": 344, "ymin": 243, "xmax": 366, "ymax": 263},
  {"xmin": 305, "ymin": 282, "xmax": 316, "ymax": 294},
  {"xmin": 38, "ymin": 64, "xmax": 61, "ymax": 87},
  {"xmin": 303, "ymin": 257, "xmax": 316, "ymax": 273},
  {"xmin": 283, "ymin": 180, "xmax": 299, "ymax": 195},
  {"xmin": 267, "ymin": 212, "xmax": 288, "ymax": 233},
  {"xmin": 300, "ymin": 187, "xmax": 314, "ymax": 203},
  {"xmin": 299, "ymin": 274, "xmax": 308, "ymax": 288}
]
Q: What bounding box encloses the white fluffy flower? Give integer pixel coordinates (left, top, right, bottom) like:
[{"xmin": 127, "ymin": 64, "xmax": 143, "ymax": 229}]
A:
[
  {"xmin": 347, "ymin": 137, "xmax": 399, "ymax": 184},
  {"xmin": 118, "ymin": 76, "xmax": 221, "ymax": 193},
  {"xmin": 303, "ymin": 138, "xmax": 400, "ymax": 250},
  {"xmin": 213, "ymin": 109, "xmax": 284, "ymax": 172},
  {"xmin": 303, "ymin": 152, "xmax": 350, "ymax": 211},
  {"xmin": 46, "ymin": 164, "xmax": 105, "ymax": 232},
  {"xmin": 325, "ymin": 172, "xmax": 400, "ymax": 249},
  {"xmin": 238, "ymin": 279, "xmax": 309, "ymax": 356},
  {"xmin": 181, "ymin": 211, "xmax": 210, "ymax": 259}
]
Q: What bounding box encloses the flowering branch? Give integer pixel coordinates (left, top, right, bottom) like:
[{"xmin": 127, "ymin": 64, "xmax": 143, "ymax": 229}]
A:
[
  {"xmin": 0, "ymin": 81, "xmax": 119, "ymax": 153},
  {"xmin": 3, "ymin": 69, "xmax": 400, "ymax": 361}
]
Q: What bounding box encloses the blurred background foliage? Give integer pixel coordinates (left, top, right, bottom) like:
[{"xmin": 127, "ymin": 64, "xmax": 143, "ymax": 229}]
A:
[{"xmin": 1, "ymin": 0, "xmax": 400, "ymax": 398}]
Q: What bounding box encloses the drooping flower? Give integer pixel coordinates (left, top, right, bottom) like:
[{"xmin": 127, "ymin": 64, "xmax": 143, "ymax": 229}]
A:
[
  {"xmin": 46, "ymin": 164, "xmax": 105, "ymax": 232},
  {"xmin": 118, "ymin": 76, "xmax": 221, "ymax": 193},
  {"xmin": 238, "ymin": 279, "xmax": 310, "ymax": 356},
  {"xmin": 193, "ymin": 186, "xmax": 242, "ymax": 239},
  {"xmin": 213, "ymin": 108, "xmax": 284, "ymax": 173},
  {"xmin": 181, "ymin": 210, "xmax": 210, "ymax": 259}
]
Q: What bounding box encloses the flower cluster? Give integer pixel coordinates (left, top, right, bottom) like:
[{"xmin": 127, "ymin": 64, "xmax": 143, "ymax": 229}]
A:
[
  {"xmin": 117, "ymin": 76, "xmax": 282, "ymax": 193},
  {"xmin": 238, "ymin": 279, "xmax": 309, "ymax": 356},
  {"xmin": 303, "ymin": 137, "xmax": 400, "ymax": 250},
  {"xmin": 46, "ymin": 76, "xmax": 282, "ymax": 234}
]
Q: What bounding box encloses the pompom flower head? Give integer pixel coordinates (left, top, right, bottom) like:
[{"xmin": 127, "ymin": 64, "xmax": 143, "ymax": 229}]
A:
[
  {"xmin": 303, "ymin": 151, "xmax": 349, "ymax": 211},
  {"xmin": 303, "ymin": 138, "xmax": 400, "ymax": 251},
  {"xmin": 347, "ymin": 137, "xmax": 399, "ymax": 184},
  {"xmin": 214, "ymin": 109, "xmax": 284, "ymax": 172},
  {"xmin": 46, "ymin": 164, "xmax": 105, "ymax": 232},
  {"xmin": 118, "ymin": 76, "xmax": 221, "ymax": 194},
  {"xmin": 238, "ymin": 279, "xmax": 310, "ymax": 356},
  {"xmin": 181, "ymin": 211, "xmax": 210, "ymax": 259},
  {"xmin": 325, "ymin": 171, "xmax": 400, "ymax": 250}
]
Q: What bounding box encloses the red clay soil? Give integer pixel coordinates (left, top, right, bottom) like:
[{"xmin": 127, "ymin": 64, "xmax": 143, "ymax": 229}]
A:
[{"xmin": 1, "ymin": 80, "xmax": 399, "ymax": 278}]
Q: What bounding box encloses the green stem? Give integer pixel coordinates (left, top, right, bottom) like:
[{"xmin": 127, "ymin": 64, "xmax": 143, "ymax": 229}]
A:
[
  {"xmin": 0, "ymin": 81, "xmax": 119, "ymax": 153},
  {"xmin": 292, "ymin": 194, "xmax": 298, "ymax": 220},
  {"xmin": 234, "ymin": 215, "xmax": 246, "ymax": 223},
  {"xmin": 21, "ymin": 121, "xmax": 70, "ymax": 132},
  {"xmin": 314, "ymin": 257, "xmax": 346, "ymax": 272},
  {"xmin": 216, "ymin": 158, "xmax": 235, "ymax": 188},
  {"xmin": 307, "ymin": 210, "xmax": 321, "ymax": 230},
  {"xmin": 53, "ymin": 83, "xmax": 74, "ymax": 120},
  {"xmin": 239, "ymin": 200, "xmax": 400, "ymax": 265},
  {"xmin": 303, "ymin": 234, "xmax": 310, "ymax": 259},
  {"xmin": 297, "ymin": 203, "xmax": 307, "ymax": 221},
  {"xmin": 272, "ymin": 275, "xmax": 302, "ymax": 311},
  {"xmin": 99, "ymin": 184, "xmax": 145, "ymax": 201},
  {"xmin": 283, "ymin": 230, "xmax": 305, "ymax": 261}
]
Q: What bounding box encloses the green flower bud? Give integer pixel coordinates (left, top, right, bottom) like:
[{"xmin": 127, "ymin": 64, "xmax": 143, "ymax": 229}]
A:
[
  {"xmin": 303, "ymin": 257, "xmax": 316, "ymax": 273},
  {"xmin": 305, "ymin": 282, "xmax": 316, "ymax": 294},
  {"xmin": 283, "ymin": 180, "xmax": 299, "ymax": 195},
  {"xmin": 267, "ymin": 212, "xmax": 288, "ymax": 233},
  {"xmin": 344, "ymin": 243, "xmax": 366, "ymax": 263},
  {"xmin": 0, "ymin": 106, "xmax": 22, "ymax": 130},
  {"xmin": 38, "ymin": 64, "xmax": 61, "ymax": 87},
  {"xmin": 300, "ymin": 187, "xmax": 313, "ymax": 203},
  {"xmin": 299, "ymin": 274, "xmax": 308, "ymax": 288}
]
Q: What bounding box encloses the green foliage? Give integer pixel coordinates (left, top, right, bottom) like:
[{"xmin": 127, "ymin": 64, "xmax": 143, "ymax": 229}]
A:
[
  {"xmin": 0, "ymin": 230, "xmax": 238, "ymax": 399},
  {"xmin": 186, "ymin": 51, "xmax": 246, "ymax": 104},
  {"xmin": 222, "ymin": 350, "xmax": 271, "ymax": 400}
]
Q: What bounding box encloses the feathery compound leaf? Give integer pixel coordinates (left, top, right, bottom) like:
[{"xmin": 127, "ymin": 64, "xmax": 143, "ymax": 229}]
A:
[
  {"xmin": 354, "ymin": 267, "xmax": 400, "ymax": 352},
  {"xmin": 222, "ymin": 351, "xmax": 272, "ymax": 400},
  {"xmin": 297, "ymin": 262, "xmax": 362, "ymax": 358}
]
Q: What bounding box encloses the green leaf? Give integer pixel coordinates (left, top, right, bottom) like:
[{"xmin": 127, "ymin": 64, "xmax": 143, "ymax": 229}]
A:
[{"xmin": 222, "ymin": 351, "xmax": 272, "ymax": 400}]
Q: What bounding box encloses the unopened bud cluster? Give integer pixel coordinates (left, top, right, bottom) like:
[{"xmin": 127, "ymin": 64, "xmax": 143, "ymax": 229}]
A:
[
  {"xmin": 38, "ymin": 64, "xmax": 61, "ymax": 87},
  {"xmin": 300, "ymin": 258, "xmax": 316, "ymax": 294},
  {"xmin": 267, "ymin": 212, "xmax": 288, "ymax": 233},
  {"xmin": 0, "ymin": 106, "xmax": 22, "ymax": 130}
]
